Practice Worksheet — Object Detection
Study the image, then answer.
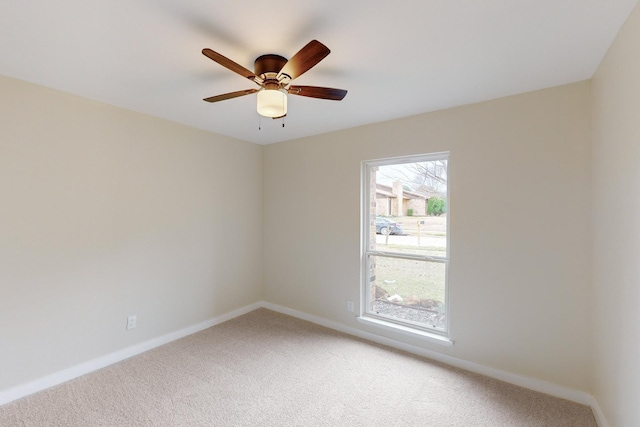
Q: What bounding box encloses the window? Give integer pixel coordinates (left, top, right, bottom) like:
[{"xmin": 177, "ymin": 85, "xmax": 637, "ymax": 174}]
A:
[{"xmin": 361, "ymin": 152, "xmax": 450, "ymax": 339}]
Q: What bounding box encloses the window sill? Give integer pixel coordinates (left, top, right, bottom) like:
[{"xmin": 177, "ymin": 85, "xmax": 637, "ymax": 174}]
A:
[{"xmin": 357, "ymin": 315, "xmax": 453, "ymax": 346}]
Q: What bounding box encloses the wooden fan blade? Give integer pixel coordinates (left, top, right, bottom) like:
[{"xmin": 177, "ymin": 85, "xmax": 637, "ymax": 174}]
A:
[
  {"xmin": 203, "ymin": 89, "xmax": 258, "ymax": 103},
  {"xmin": 277, "ymin": 40, "xmax": 330, "ymax": 80},
  {"xmin": 287, "ymin": 85, "xmax": 347, "ymax": 100},
  {"xmin": 202, "ymin": 48, "xmax": 258, "ymax": 82}
]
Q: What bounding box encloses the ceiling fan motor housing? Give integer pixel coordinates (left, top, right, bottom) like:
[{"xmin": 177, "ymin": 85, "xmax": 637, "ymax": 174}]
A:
[{"xmin": 254, "ymin": 54, "xmax": 288, "ymax": 78}]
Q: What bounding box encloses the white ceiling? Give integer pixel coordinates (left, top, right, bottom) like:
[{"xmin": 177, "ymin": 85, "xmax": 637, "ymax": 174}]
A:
[{"xmin": 1, "ymin": 0, "xmax": 637, "ymax": 145}]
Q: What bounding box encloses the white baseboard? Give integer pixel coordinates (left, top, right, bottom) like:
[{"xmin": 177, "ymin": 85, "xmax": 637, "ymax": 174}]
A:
[
  {"xmin": 258, "ymin": 301, "xmax": 607, "ymax": 427},
  {"xmin": 588, "ymin": 395, "xmax": 610, "ymax": 427},
  {"xmin": 0, "ymin": 300, "xmax": 609, "ymax": 427},
  {"xmin": 0, "ymin": 302, "xmax": 262, "ymax": 406}
]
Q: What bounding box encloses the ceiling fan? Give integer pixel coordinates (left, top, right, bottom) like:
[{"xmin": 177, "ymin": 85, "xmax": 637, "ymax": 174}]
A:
[{"xmin": 202, "ymin": 40, "xmax": 347, "ymax": 119}]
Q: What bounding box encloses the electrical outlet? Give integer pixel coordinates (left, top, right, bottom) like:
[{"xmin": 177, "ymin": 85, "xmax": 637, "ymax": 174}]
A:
[
  {"xmin": 126, "ymin": 315, "xmax": 137, "ymax": 330},
  {"xmin": 347, "ymin": 300, "xmax": 354, "ymax": 312}
]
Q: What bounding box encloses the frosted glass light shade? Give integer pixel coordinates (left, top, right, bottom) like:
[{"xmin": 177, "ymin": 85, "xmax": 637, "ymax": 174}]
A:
[{"xmin": 257, "ymin": 89, "xmax": 287, "ymax": 118}]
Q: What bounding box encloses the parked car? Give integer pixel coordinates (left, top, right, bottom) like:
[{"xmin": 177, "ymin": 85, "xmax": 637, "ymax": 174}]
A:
[{"xmin": 375, "ymin": 217, "xmax": 404, "ymax": 235}]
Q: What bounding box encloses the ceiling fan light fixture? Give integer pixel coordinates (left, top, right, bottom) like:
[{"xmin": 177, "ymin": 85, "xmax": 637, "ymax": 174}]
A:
[
  {"xmin": 257, "ymin": 88, "xmax": 287, "ymax": 118},
  {"xmin": 202, "ymin": 41, "xmax": 347, "ymax": 119}
]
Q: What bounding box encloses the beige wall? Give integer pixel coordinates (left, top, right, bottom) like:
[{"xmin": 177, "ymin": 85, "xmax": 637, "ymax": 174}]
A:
[
  {"xmin": 0, "ymin": 75, "xmax": 263, "ymax": 391},
  {"xmin": 263, "ymin": 81, "xmax": 593, "ymax": 392},
  {"xmin": 592, "ymin": 2, "xmax": 640, "ymax": 426}
]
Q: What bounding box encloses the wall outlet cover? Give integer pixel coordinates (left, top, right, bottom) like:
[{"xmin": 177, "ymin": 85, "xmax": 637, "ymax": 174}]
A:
[{"xmin": 127, "ymin": 315, "xmax": 137, "ymax": 330}]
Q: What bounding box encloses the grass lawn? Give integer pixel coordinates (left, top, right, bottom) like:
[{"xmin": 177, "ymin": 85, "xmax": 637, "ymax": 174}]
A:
[{"xmin": 373, "ymin": 255, "xmax": 446, "ymax": 304}]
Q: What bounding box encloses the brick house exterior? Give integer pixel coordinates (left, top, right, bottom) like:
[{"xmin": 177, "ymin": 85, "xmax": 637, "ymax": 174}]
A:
[{"xmin": 375, "ymin": 182, "xmax": 428, "ymax": 217}]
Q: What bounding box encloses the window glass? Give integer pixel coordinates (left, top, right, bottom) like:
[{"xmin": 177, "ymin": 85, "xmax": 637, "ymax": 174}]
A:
[{"xmin": 363, "ymin": 153, "xmax": 449, "ymax": 334}]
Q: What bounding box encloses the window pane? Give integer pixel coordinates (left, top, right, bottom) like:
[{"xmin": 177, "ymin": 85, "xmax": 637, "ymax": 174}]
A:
[
  {"xmin": 369, "ymin": 160, "xmax": 447, "ymax": 257},
  {"xmin": 370, "ymin": 216, "xmax": 447, "ymax": 258},
  {"xmin": 368, "ymin": 255, "xmax": 446, "ymax": 331}
]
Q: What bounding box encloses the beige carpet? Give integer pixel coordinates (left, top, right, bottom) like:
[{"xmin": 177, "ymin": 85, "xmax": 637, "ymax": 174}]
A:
[{"xmin": 0, "ymin": 308, "xmax": 596, "ymax": 426}]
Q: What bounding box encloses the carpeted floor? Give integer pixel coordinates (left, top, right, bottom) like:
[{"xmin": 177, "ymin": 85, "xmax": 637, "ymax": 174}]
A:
[{"xmin": 0, "ymin": 308, "xmax": 597, "ymax": 426}]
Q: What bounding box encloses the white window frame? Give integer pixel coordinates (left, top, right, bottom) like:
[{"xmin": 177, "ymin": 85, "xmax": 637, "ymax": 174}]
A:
[{"xmin": 359, "ymin": 152, "xmax": 452, "ymax": 345}]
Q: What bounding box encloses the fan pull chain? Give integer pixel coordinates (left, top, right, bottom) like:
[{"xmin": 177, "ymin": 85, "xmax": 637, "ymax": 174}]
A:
[
  {"xmin": 282, "ymin": 95, "xmax": 285, "ymax": 127},
  {"xmin": 258, "ymin": 115, "xmax": 262, "ymax": 131}
]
